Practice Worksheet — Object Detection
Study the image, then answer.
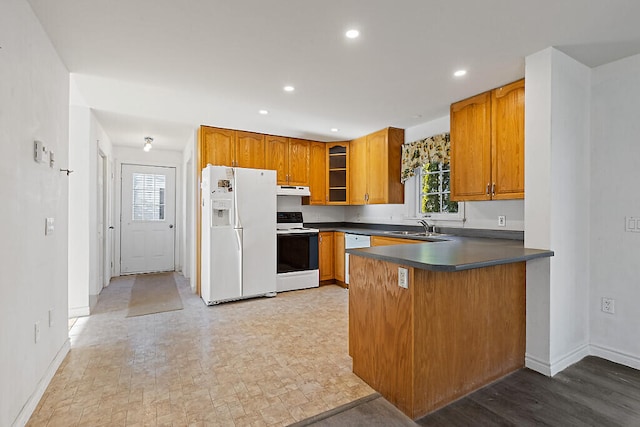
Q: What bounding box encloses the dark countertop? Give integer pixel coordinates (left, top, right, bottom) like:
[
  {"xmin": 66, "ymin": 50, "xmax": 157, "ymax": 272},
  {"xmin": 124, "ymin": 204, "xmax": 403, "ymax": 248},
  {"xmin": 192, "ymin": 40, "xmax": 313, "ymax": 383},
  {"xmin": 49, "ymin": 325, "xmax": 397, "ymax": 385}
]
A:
[{"xmin": 308, "ymin": 223, "xmax": 553, "ymax": 272}]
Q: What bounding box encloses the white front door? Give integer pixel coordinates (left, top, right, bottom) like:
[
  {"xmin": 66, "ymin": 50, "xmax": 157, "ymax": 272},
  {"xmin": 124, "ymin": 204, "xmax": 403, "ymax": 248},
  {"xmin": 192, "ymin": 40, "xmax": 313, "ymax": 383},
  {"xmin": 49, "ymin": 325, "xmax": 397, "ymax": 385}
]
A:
[{"xmin": 121, "ymin": 164, "xmax": 176, "ymax": 274}]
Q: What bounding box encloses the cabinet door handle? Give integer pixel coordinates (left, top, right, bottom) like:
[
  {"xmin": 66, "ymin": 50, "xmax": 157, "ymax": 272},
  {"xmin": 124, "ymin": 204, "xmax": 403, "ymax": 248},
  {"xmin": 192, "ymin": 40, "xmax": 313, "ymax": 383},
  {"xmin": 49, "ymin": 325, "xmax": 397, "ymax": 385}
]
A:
[
  {"xmin": 491, "ymin": 183, "xmax": 496, "ymax": 196},
  {"xmin": 486, "ymin": 183, "xmax": 490, "ymax": 195}
]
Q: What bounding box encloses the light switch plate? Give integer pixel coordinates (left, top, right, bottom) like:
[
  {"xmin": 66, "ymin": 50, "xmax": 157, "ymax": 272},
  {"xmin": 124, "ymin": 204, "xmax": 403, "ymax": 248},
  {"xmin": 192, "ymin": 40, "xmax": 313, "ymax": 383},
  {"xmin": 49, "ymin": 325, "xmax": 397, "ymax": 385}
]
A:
[{"xmin": 45, "ymin": 217, "xmax": 54, "ymax": 235}]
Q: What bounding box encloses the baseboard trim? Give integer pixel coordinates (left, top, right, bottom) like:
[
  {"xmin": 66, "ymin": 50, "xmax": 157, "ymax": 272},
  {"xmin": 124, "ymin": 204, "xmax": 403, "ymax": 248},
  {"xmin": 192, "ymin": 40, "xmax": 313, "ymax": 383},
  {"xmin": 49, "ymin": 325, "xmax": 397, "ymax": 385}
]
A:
[
  {"xmin": 526, "ymin": 343, "xmax": 590, "ymax": 377},
  {"xmin": 12, "ymin": 338, "xmax": 70, "ymax": 427},
  {"xmin": 549, "ymin": 344, "xmax": 590, "ymax": 376},
  {"xmin": 525, "ymin": 354, "xmax": 552, "ymax": 376},
  {"xmin": 590, "ymin": 344, "xmax": 640, "ymax": 370},
  {"xmin": 68, "ymin": 306, "xmax": 90, "ymax": 317}
]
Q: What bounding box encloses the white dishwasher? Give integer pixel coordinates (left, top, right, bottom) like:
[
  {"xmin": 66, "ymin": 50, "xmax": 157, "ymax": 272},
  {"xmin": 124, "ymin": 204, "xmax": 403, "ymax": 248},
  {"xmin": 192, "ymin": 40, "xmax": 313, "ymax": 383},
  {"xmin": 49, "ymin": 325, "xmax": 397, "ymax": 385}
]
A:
[{"xmin": 345, "ymin": 234, "xmax": 371, "ymax": 285}]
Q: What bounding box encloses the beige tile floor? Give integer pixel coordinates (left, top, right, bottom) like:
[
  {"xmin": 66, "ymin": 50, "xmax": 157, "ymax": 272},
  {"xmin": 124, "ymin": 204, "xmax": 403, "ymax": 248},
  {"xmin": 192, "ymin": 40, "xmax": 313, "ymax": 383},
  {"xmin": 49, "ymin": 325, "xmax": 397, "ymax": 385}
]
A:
[{"xmin": 27, "ymin": 274, "xmax": 373, "ymax": 427}]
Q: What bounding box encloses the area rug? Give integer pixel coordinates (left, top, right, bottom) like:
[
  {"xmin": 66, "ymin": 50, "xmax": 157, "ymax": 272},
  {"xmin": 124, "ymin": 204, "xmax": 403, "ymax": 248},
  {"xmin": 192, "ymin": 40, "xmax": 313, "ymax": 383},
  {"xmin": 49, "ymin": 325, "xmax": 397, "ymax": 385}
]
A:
[{"xmin": 126, "ymin": 272, "xmax": 183, "ymax": 317}]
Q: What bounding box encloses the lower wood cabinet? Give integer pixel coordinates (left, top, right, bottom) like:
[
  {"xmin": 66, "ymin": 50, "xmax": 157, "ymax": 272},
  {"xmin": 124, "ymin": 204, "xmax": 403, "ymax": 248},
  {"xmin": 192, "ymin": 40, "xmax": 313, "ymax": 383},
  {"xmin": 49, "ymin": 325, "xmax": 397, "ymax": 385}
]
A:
[
  {"xmin": 318, "ymin": 232, "xmax": 334, "ymax": 281},
  {"xmin": 334, "ymin": 232, "xmax": 345, "ymax": 283},
  {"xmin": 370, "ymin": 236, "xmax": 425, "ymax": 247}
]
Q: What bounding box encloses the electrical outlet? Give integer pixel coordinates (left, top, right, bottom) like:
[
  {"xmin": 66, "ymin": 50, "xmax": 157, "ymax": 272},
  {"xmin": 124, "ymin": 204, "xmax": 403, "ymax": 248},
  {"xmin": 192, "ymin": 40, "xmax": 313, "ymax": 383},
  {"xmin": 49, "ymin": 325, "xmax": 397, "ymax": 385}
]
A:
[
  {"xmin": 34, "ymin": 322, "xmax": 40, "ymax": 343},
  {"xmin": 49, "ymin": 308, "xmax": 54, "ymax": 327},
  {"xmin": 398, "ymin": 267, "xmax": 408, "ymax": 289},
  {"xmin": 498, "ymin": 215, "xmax": 506, "ymax": 227},
  {"xmin": 602, "ymin": 297, "xmax": 615, "ymax": 314},
  {"xmin": 45, "ymin": 217, "xmax": 54, "ymax": 235}
]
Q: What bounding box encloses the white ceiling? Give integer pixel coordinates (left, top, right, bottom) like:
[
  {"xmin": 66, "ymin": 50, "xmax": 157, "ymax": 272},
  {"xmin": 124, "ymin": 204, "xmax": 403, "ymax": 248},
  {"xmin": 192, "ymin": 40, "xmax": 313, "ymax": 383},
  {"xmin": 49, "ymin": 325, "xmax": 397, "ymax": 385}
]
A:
[{"xmin": 27, "ymin": 0, "xmax": 640, "ymax": 151}]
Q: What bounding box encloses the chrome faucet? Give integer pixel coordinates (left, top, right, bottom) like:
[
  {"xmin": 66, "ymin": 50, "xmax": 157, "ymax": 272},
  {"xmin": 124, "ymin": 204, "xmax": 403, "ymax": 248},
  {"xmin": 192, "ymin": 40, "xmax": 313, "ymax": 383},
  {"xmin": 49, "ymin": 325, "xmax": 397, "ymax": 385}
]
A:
[{"xmin": 418, "ymin": 219, "xmax": 436, "ymax": 234}]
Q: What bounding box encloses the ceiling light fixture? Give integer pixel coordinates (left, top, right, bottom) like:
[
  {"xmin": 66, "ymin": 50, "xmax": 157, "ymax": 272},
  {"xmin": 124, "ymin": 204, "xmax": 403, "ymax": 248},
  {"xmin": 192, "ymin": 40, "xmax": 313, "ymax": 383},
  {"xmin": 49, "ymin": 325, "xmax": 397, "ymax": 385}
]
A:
[
  {"xmin": 283, "ymin": 85, "xmax": 295, "ymax": 92},
  {"xmin": 331, "ymin": 128, "xmax": 339, "ymax": 132},
  {"xmin": 259, "ymin": 109, "xmax": 269, "ymax": 115},
  {"xmin": 143, "ymin": 136, "xmax": 153, "ymax": 152},
  {"xmin": 345, "ymin": 29, "xmax": 360, "ymax": 39},
  {"xmin": 454, "ymin": 69, "xmax": 467, "ymax": 77}
]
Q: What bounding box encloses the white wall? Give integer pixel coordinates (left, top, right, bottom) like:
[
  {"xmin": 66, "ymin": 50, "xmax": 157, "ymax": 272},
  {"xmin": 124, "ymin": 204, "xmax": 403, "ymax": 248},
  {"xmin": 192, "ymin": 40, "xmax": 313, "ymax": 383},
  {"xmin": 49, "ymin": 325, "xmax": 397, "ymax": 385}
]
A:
[
  {"xmin": 524, "ymin": 47, "xmax": 591, "ymax": 375},
  {"xmin": 68, "ymin": 102, "xmax": 114, "ymax": 316},
  {"xmin": 343, "ymin": 115, "xmax": 525, "ymax": 230},
  {"xmin": 182, "ymin": 131, "xmax": 197, "ymax": 291},
  {"xmin": 0, "ymin": 0, "xmax": 71, "ymax": 425},
  {"xmin": 113, "ymin": 146, "xmax": 183, "ymax": 276},
  {"xmin": 589, "ymin": 53, "xmax": 640, "ymax": 368}
]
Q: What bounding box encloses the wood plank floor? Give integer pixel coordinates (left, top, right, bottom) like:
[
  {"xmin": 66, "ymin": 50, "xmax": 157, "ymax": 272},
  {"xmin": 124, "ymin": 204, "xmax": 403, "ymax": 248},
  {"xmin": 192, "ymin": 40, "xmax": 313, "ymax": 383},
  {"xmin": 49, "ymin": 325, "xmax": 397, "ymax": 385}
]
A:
[
  {"xmin": 418, "ymin": 356, "xmax": 640, "ymax": 426},
  {"xmin": 300, "ymin": 356, "xmax": 640, "ymax": 426}
]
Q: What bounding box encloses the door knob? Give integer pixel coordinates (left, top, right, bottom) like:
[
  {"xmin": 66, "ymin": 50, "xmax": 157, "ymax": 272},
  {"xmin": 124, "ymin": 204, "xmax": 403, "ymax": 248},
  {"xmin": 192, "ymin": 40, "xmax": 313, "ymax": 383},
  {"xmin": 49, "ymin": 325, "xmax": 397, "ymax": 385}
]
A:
[
  {"xmin": 108, "ymin": 226, "xmax": 114, "ymax": 230},
  {"xmin": 169, "ymin": 224, "xmax": 174, "ymax": 229}
]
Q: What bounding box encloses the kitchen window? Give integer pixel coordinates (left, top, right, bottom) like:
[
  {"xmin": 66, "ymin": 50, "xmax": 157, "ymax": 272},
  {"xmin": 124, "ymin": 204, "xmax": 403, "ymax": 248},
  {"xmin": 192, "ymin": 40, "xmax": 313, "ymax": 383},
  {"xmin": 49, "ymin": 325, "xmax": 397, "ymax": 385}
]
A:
[{"xmin": 416, "ymin": 162, "xmax": 463, "ymax": 220}]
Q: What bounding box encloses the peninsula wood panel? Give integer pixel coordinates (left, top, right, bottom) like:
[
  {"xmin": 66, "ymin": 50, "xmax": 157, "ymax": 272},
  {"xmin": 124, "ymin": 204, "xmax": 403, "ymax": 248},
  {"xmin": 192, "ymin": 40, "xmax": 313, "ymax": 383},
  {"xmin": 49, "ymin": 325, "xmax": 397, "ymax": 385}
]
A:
[
  {"xmin": 450, "ymin": 92, "xmax": 492, "ymax": 201},
  {"xmin": 236, "ymin": 131, "xmax": 265, "ymax": 169},
  {"xmin": 288, "ymin": 138, "xmax": 310, "ymax": 185},
  {"xmin": 492, "ymin": 79, "xmax": 525, "ymax": 200},
  {"xmin": 265, "ymin": 135, "xmax": 288, "ymax": 184},
  {"xmin": 349, "ymin": 256, "xmax": 526, "ymax": 419},
  {"xmin": 412, "ymin": 262, "xmax": 525, "ymax": 417},
  {"xmin": 349, "ymin": 256, "xmax": 414, "ymax": 415}
]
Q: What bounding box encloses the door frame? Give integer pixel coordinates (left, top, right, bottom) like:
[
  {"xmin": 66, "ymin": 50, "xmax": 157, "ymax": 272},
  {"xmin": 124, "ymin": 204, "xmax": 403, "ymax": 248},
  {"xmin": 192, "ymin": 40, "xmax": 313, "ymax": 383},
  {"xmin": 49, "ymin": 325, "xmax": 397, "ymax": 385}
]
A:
[{"xmin": 114, "ymin": 159, "xmax": 182, "ymax": 276}]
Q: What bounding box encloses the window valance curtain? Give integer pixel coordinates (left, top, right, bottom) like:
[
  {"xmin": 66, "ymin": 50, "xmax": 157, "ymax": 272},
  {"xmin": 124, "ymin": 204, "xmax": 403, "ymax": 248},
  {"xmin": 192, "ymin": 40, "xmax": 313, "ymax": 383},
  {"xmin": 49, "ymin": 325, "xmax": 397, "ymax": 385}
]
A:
[{"xmin": 400, "ymin": 132, "xmax": 450, "ymax": 183}]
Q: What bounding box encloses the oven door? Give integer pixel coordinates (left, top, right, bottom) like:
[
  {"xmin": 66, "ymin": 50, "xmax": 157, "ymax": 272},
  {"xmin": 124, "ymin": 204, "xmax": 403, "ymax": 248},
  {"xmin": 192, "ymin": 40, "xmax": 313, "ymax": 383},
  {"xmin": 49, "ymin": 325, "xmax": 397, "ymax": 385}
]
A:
[{"xmin": 277, "ymin": 233, "xmax": 319, "ymax": 274}]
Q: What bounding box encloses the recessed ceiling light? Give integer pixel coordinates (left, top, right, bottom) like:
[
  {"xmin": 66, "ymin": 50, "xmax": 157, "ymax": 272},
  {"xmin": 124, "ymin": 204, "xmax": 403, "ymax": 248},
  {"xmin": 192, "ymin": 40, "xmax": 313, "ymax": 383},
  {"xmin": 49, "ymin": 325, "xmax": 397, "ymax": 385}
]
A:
[
  {"xmin": 345, "ymin": 29, "xmax": 360, "ymax": 39},
  {"xmin": 259, "ymin": 110, "xmax": 269, "ymax": 115},
  {"xmin": 331, "ymin": 128, "xmax": 339, "ymax": 132},
  {"xmin": 454, "ymin": 69, "xmax": 467, "ymax": 77},
  {"xmin": 283, "ymin": 85, "xmax": 295, "ymax": 92}
]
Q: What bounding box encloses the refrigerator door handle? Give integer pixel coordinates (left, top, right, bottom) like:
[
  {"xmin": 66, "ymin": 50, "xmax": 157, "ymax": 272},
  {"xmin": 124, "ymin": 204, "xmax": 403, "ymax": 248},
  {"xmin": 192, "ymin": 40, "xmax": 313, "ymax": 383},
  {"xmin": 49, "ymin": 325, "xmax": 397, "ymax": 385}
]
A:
[{"xmin": 235, "ymin": 228, "xmax": 243, "ymax": 294}]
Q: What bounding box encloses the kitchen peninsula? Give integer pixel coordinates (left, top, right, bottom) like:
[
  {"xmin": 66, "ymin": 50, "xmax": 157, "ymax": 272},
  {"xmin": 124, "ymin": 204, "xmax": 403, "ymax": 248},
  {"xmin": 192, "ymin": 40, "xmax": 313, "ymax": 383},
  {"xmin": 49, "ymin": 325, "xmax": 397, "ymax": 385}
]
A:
[{"xmin": 347, "ymin": 238, "xmax": 553, "ymax": 419}]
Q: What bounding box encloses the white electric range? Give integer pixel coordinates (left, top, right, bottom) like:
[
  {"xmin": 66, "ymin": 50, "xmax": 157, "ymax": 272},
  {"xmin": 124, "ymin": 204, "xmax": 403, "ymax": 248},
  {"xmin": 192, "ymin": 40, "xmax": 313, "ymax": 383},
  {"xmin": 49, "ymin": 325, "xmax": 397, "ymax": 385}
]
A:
[{"xmin": 276, "ymin": 212, "xmax": 319, "ymax": 292}]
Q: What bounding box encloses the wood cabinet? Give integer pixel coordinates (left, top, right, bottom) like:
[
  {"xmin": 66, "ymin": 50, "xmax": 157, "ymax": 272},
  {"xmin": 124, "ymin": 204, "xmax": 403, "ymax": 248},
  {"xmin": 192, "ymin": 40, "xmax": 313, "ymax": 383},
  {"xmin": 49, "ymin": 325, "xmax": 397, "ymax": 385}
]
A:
[
  {"xmin": 265, "ymin": 136, "xmax": 310, "ymax": 185},
  {"xmin": 200, "ymin": 126, "xmax": 265, "ymax": 169},
  {"xmin": 450, "ymin": 79, "xmax": 524, "ymax": 201},
  {"xmin": 349, "ymin": 127, "xmax": 404, "ymax": 205},
  {"xmin": 305, "ymin": 141, "xmax": 326, "ymax": 205},
  {"xmin": 236, "ymin": 131, "xmax": 265, "ymax": 169},
  {"xmin": 334, "ymin": 231, "xmax": 345, "ymax": 284},
  {"xmin": 370, "ymin": 236, "xmax": 425, "ymax": 247},
  {"xmin": 201, "ymin": 126, "xmax": 235, "ymax": 167},
  {"xmin": 327, "ymin": 143, "xmax": 349, "ymax": 205},
  {"xmin": 349, "ymin": 256, "xmax": 526, "ymax": 419},
  {"xmin": 318, "ymin": 232, "xmax": 334, "ymax": 281}
]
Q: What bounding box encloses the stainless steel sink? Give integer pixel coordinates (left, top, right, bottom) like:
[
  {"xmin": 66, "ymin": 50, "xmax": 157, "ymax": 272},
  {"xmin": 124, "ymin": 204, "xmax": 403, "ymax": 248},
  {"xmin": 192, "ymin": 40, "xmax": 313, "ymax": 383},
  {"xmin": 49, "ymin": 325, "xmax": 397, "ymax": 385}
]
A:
[{"xmin": 383, "ymin": 230, "xmax": 449, "ymax": 238}]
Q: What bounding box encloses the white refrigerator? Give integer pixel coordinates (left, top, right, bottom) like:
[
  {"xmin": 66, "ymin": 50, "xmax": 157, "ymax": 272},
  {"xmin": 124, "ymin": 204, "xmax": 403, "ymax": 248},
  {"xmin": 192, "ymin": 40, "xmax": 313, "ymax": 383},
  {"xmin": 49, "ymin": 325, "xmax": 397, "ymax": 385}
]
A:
[{"xmin": 201, "ymin": 165, "xmax": 277, "ymax": 305}]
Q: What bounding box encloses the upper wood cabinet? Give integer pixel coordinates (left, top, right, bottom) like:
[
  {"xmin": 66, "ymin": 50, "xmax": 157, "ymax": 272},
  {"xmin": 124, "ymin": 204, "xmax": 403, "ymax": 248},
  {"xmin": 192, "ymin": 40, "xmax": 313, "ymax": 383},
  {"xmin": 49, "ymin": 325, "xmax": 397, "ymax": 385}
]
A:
[
  {"xmin": 265, "ymin": 136, "xmax": 310, "ymax": 185},
  {"xmin": 201, "ymin": 126, "xmax": 235, "ymax": 167},
  {"xmin": 265, "ymin": 135, "xmax": 288, "ymax": 183},
  {"xmin": 200, "ymin": 126, "xmax": 265, "ymax": 169},
  {"xmin": 236, "ymin": 131, "xmax": 265, "ymax": 169},
  {"xmin": 491, "ymin": 79, "xmax": 525, "ymax": 200},
  {"xmin": 288, "ymin": 138, "xmax": 310, "ymax": 185},
  {"xmin": 349, "ymin": 127, "xmax": 404, "ymax": 205},
  {"xmin": 450, "ymin": 79, "xmax": 524, "ymax": 201},
  {"xmin": 306, "ymin": 141, "xmax": 326, "ymax": 205},
  {"xmin": 326, "ymin": 142, "xmax": 349, "ymax": 205}
]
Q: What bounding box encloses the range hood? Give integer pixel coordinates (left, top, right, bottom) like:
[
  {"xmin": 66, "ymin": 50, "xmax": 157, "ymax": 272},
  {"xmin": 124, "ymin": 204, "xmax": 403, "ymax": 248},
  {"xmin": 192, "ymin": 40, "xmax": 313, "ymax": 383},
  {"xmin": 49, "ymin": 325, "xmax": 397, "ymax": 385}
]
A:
[{"xmin": 277, "ymin": 185, "xmax": 311, "ymax": 196}]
